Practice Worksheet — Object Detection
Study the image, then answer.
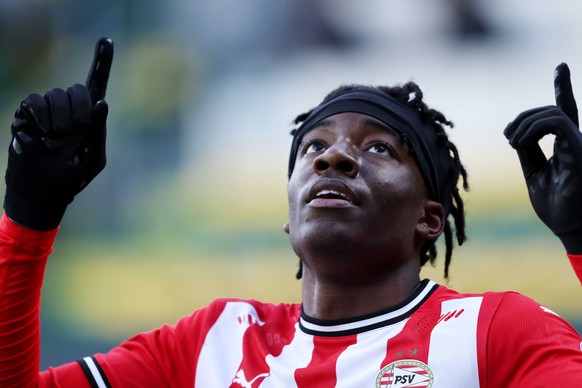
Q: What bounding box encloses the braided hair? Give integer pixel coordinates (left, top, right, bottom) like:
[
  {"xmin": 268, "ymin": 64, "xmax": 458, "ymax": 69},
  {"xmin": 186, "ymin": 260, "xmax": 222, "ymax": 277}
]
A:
[{"xmin": 290, "ymin": 81, "xmax": 469, "ymax": 279}]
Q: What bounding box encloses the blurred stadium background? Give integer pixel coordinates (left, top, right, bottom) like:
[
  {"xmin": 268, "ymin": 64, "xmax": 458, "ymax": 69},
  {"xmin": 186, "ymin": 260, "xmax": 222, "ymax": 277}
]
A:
[{"xmin": 1, "ymin": 0, "xmax": 581, "ymax": 369}]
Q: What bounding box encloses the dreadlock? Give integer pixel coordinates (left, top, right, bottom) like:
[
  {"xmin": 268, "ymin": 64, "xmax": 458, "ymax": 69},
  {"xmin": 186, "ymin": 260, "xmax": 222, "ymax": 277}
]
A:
[{"xmin": 290, "ymin": 81, "xmax": 469, "ymax": 280}]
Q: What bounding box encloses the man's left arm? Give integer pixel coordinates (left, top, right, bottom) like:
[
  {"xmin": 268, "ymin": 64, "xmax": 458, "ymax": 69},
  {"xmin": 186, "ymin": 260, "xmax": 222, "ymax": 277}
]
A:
[{"xmin": 504, "ymin": 63, "xmax": 582, "ymax": 284}]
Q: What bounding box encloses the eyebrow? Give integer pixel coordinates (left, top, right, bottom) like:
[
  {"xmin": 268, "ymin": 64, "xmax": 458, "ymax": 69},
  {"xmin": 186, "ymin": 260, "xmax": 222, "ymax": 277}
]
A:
[
  {"xmin": 308, "ymin": 118, "xmax": 334, "ymax": 131},
  {"xmin": 305, "ymin": 116, "xmax": 403, "ymax": 142},
  {"xmin": 362, "ymin": 118, "xmax": 400, "ymax": 137},
  {"xmin": 311, "ymin": 116, "xmax": 397, "ymax": 130}
]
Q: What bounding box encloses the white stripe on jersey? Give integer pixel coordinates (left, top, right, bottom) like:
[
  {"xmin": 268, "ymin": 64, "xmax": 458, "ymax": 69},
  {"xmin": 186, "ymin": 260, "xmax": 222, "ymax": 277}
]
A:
[
  {"xmin": 428, "ymin": 297, "xmax": 483, "ymax": 387},
  {"xmin": 335, "ymin": 319, "xmax": 408, "ymax": 387},
  {"xmin": 260, "ymin": 323, "xmax": 313, "ymax": 387},
  {"xmin": 195, "ymin": 301, "xmax": 265, "ymax": 387},
  {"xmin": 82, "ymin": 356, "xmax": 108, "ymax": 388}
]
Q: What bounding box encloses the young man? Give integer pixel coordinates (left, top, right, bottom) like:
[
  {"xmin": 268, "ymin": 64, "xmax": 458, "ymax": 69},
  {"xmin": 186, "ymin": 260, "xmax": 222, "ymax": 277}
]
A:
[{"xmin": 1, "ymin": 38, "xmax": 581, "ymax": 387}]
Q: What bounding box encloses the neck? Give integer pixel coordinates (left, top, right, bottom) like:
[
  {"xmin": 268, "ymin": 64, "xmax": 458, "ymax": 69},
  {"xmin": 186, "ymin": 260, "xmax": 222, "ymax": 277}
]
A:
[{"xmin": 300, "ymin": 260, "xmax": 421, "ymax": 321}]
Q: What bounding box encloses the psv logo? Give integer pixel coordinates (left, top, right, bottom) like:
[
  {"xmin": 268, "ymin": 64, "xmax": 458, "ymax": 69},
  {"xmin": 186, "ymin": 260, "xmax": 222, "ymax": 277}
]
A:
[{"xmin": 376, "ymin": 360, "xmax": 434, "ymax": 388}]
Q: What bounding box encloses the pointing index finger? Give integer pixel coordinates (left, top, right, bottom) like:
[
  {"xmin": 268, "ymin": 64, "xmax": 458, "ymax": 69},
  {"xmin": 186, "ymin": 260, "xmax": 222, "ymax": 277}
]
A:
[
  {"xmin": 554, "ymin": 62, "xmax": 578, "ymax": 127},
  {"xmin": 86, "ymin": 37, "xmax": 114, "ymax": 103}
]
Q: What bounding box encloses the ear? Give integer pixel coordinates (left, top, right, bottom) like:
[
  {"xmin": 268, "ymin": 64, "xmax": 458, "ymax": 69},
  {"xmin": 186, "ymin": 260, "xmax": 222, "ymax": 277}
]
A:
[
  {"xmin": 283, "ymin": 222, "xmax": 290, "ymax": 234},
  {"xmin": 416, "ymin": 200, "xmax": 445, "ymax": 240}
]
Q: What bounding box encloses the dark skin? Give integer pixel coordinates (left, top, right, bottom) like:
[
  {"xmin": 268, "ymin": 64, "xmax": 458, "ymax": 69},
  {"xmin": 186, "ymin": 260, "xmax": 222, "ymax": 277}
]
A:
[{"xmin": 284, "ymin": 113, "xmax": 445, "ymax": 320}]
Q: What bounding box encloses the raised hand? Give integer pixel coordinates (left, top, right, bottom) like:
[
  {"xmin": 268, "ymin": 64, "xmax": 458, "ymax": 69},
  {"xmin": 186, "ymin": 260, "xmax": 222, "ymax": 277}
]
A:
[
  {"xmin": 4, "ymin": 37, "xmax": 114, "ymax": 230},
  {"xmin": 504, "ymin": 63, "xmax": 582, "ymax": 253}
]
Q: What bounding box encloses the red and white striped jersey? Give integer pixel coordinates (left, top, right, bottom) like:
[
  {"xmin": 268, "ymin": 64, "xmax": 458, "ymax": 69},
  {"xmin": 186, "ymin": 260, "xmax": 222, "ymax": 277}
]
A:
[
  {"xmin": 61, "ymin": 279, "xmax": 582, "ymax": 387},
  {"xmin": 1, "ymin": 214, "xmax": 581, "ymax": 387}
]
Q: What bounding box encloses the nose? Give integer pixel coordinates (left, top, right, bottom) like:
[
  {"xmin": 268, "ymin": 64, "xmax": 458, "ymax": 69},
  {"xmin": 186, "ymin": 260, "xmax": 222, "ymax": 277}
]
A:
[{"xmin": 313, "ymin": 142, "xmax": 359, "ymax": 178}]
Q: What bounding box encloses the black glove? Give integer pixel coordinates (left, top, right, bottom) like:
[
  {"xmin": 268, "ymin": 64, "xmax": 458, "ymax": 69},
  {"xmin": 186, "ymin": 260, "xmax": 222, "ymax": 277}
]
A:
[
  {"xmin": 4, "ymin": 37, "xmax": 114, "ymax": 230},
  {"xmin": 504, "ymin": 63, "xmax": 582, "ymax": 254}
]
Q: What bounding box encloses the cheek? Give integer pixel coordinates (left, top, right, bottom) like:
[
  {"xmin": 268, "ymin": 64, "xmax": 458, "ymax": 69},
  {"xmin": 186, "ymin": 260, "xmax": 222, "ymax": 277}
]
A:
[
  {"xmin": 373, "ymin": 169, "xmax": 426, "ymax": 207},
  {"xmin": 286, "ymin": 177, "xmax": 302, "ymax": 218}
]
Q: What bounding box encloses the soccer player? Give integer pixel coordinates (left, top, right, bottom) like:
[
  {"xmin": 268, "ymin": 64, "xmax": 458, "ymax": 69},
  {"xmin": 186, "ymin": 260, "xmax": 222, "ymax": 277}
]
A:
[{"xmin": 1, "ymin": 37, "xmax": 582, "ymax": 387}]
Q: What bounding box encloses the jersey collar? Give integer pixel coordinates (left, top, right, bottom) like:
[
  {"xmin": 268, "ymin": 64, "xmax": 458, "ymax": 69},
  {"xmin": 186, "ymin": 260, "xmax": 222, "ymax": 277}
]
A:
[{"xmin": 299, "ymin": 279, "xmax": 438, "ymax": 337}]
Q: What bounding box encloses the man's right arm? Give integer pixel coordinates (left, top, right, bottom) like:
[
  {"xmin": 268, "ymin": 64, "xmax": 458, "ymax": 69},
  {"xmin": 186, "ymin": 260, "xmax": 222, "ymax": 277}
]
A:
[
  {"xmin": 0, "ymin": 214, "xmax": 58, "ymax": 386},
  {"xmin": 0, "ymin": 37, "xmax": 113, "ymax": 387}
]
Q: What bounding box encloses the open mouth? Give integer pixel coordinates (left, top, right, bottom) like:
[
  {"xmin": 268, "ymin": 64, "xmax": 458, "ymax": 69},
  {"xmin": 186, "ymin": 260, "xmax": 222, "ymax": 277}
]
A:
[
  {"xmin": 307, "ymin": 181, "xmax": 358, "ymax": 207},
  {"xmin": 314, "ymin": 189, "xmax": 350, "ymax": 202}
]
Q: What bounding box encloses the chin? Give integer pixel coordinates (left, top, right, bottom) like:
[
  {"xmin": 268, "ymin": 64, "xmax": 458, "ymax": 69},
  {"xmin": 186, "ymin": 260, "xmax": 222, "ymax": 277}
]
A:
[{"xmin": 291, "ymin": 224, "xmax": 356, "ymax": 254}]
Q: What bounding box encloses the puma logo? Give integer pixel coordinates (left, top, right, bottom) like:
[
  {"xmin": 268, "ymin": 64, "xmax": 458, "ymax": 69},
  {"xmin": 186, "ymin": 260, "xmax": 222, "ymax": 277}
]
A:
[{"xmin": 232, "ymin": 370, "xmax": 270, "ymax": 387}]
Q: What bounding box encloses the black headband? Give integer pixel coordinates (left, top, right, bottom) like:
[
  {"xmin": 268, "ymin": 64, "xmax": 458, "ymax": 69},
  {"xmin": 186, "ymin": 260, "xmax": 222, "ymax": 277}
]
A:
[{"xmin": 288, "ymin": 89, "xmax": 453, "ymax": 211}]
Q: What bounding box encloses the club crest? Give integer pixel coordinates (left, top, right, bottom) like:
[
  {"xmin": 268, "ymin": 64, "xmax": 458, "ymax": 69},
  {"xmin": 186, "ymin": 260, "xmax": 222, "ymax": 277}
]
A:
[{"xmin": 376, "ymin": 359, "xmax": 434, "ymax": 388}]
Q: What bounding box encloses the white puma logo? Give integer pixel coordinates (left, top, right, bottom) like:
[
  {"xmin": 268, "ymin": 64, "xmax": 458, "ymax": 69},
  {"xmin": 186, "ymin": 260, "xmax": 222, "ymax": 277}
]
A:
[{"xmin": 232, "ymin": 370, "xmax": 270, "ymax": 388}]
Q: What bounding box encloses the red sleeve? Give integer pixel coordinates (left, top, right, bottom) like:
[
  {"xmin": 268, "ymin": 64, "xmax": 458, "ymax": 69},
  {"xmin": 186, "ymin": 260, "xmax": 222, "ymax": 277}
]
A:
[
  {"xmin": 34, "ymin": 295, "xmax": 220, "ymax": 387},
  {"xmin": 0, "ymin": 213, "xmax": 57, "ymax": 387},
  {"xmin": 40, "ymin": 362, "xmax": 92, "ymax": 387},
  {"xmin": 93, "ymin": 322, "xmax": 198, "ymax": 386},
  {"xmin": 485, "ymin": 292, "xmax": 582, "ymax": 386},
  {"xmin": 43, "ymin": 300, "xmax": 230, "ymax": 386},
  {"xmin": 567, "ymin": 253, "xmax": 582, "ymax": 285},
  {"xmin": 87, "ymin": 300, "xmax": 226, "ymax": 386}
]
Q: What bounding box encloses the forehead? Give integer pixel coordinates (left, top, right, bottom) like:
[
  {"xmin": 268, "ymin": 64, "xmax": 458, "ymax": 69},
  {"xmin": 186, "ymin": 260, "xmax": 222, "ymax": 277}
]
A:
[{"xmin": 302, "ymin": 112, "xmax": 406, "ymax": 144}]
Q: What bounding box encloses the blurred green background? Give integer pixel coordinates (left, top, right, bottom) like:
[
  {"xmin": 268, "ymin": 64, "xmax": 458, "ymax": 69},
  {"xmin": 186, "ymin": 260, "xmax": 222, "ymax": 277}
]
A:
[{"xmin": 1, "ymin": 0, "xmax": 581, "ymax": 369}]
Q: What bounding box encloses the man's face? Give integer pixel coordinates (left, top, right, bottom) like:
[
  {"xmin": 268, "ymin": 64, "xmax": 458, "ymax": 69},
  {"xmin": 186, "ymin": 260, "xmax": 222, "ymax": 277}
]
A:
[{"xmin": 287, "ymin": 112, "xmax": 430, "ymax": 270}]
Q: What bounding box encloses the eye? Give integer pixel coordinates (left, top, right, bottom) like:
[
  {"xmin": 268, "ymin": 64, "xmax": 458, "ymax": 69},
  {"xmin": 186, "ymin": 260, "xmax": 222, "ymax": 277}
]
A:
[
  {"xmin": 304, "ymin": 140, "xmax": 327, "ymax": 154},
  {"xmin": 366, "ymin": 142, "xmax": 392, "ymax": 156}
]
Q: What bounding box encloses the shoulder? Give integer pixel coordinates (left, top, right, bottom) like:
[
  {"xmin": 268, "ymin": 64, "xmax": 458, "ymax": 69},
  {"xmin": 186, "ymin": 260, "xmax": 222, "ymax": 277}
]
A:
[
  {"xmin": 431, "ymin": 286, "xmax": 582, "ymax": 383},
  {"xmin": 206, "ymin": 298, "xmax": 301, "ymax": 314},
  {"xmin": 431, "ymin": 284, "xmax": 548, "ymax": 311},
  {"xmin": 179, "ymin": 298, "xmax": 301, "ymax": 327},
  {"xmin": 427, "ymin": 285, "xmax": 579, "ymax": 336},
  {"xmin": 127, "ymin": 299, "xmax": 301, "ymax": 350},
  {"xmin": 484, "ymin": 290, "xmax": 580, "ymax": 338},
  {"xmin": 480, "ymin": 291, "xmax": 582, "ymax": 384},
  {"xmin": 482, "ymin": 290, "xmax": 571, "ymax": 325}
]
